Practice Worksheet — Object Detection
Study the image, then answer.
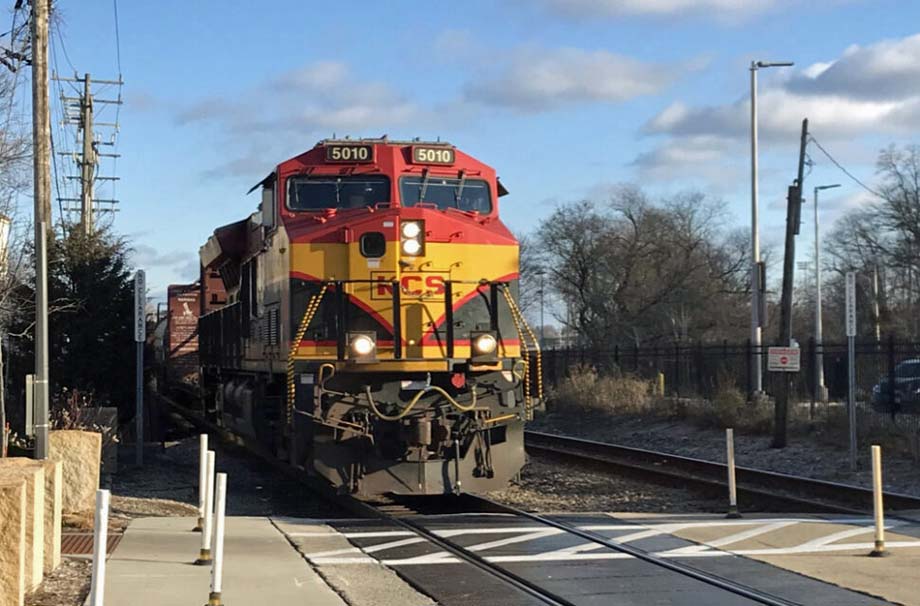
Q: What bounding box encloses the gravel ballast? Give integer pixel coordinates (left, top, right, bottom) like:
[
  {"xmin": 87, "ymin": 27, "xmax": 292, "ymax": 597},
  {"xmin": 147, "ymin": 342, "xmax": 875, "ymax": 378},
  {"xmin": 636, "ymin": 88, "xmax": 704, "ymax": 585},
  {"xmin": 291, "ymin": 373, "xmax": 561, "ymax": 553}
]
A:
[
  {"xmin": 530, "ymin": 411, "xmax": 920, "ymax": 496},
  {"xmin": 487, "ymin": 455, "xmax": 728, "ymax": 513}
]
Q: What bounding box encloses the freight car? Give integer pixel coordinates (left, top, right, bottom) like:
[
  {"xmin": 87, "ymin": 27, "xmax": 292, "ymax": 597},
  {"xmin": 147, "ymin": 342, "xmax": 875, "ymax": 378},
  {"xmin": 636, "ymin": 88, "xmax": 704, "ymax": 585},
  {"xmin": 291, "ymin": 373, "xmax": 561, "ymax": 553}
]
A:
[{"xmin": 182, "ymin": 138, "xmax": 541, "ymax": 495}]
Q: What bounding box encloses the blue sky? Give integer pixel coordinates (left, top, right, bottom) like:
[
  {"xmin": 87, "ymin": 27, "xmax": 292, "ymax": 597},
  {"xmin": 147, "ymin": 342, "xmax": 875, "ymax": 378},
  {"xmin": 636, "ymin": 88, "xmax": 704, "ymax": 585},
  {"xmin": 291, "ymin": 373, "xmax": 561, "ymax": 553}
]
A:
[{"xmin": 36, "ymin": 0, "xmax": 920, "ymax": 300}]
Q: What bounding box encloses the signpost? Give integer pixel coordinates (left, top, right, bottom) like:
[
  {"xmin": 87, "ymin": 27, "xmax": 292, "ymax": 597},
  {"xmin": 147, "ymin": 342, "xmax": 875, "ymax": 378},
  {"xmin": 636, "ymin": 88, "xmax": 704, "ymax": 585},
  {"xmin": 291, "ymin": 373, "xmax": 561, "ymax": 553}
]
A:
[
  {"xmin": 134, "ymin": 270, "xmax": 146, "ymax": 466},
  {"xmin": 846, "ymin": 271, "xmax": 857, "ymax": 472},
  {"xmin": 767, "ymin": 347, "xmax": 801, "ymax": 372}
]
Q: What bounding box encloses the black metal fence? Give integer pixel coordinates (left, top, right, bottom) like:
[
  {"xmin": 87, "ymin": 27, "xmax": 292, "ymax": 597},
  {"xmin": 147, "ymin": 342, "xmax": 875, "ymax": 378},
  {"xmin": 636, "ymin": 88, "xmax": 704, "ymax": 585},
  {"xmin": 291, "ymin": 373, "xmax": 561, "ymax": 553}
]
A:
[{"xmin": 541, "ymin": 338, "xmax": 920, "ymax": 427}]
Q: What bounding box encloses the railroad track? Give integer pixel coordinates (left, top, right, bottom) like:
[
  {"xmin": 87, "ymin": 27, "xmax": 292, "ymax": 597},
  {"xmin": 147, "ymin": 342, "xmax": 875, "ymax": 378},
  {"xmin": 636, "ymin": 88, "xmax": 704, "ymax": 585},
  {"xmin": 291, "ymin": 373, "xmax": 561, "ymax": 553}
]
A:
[
  {"xmin": 352, "ymin": 492, "xmax": 803, "ymax": 605},
  {"xmin": 155, "ymin": 394, "xmax": 876, "ymax": 605},
  {"xmin": 158, "ymin": 393, "xmax": 577, "ymax": 605},
  {"xmin": 525, "ymin": 430, "xmax": 920, "ymax": 516}
]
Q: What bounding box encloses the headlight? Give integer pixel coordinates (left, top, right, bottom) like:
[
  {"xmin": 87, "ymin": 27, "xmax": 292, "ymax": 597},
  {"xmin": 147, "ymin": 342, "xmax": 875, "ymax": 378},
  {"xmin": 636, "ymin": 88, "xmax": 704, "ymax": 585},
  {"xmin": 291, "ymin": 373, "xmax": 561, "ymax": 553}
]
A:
[
  {"xmin": 401, "ymin": 221, "xmax": 421, "ymax": 238},
  {"xmin": 470, "ymin": 330, "xmax": 499, "ymax": 362},
  {"xmin": 402, "ymin": 239, "xmax": 422, "ymax": 255},
  {"xmin": 400, "ymin": 220, "xmax": 424, "ymax": 256},
  {"xmin": 473, "ymin": 333, "xmax": 497, "ymax": 355},
  {"xmin": 348, "ymin": 332, "xmax": 377, "ymax": 361}
]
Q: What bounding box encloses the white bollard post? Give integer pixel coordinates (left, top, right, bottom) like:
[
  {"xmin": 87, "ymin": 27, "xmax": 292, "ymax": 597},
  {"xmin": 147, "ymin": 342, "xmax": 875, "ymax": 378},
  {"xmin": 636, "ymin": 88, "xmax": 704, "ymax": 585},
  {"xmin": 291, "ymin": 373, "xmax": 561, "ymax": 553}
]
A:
[
  {"xmin": 88, "ymin": 489, "xmax": 111, "ymax": 606},
  {"xmin": 194, "ymin": 434, "xmax": 208, "ymax": 532},
  {"xmin": 869, "ymin": 445, "xmax": 889, "ymax": 557},
  {"xmin": 195, "ymin": 450, "xmax": 215, "ymax": 565},
  {"xmin": 209, "ymin": 473, "xmax": 228, "ymax": 606},
  {"xmin": 726, "ymin": 428, "xmax": 741, "ymax": 518}
]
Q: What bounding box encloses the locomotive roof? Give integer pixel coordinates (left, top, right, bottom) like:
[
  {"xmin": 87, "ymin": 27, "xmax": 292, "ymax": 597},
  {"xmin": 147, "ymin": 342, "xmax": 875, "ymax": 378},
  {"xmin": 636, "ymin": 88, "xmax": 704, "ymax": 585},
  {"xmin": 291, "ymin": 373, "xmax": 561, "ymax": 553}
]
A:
[
  {"xmin": 315, "ymin": 137, "xmax": 453, "ymax": 148},
  {"xmin": 247, "ymin": 137, "xmax": 508, "ymax": 196}
]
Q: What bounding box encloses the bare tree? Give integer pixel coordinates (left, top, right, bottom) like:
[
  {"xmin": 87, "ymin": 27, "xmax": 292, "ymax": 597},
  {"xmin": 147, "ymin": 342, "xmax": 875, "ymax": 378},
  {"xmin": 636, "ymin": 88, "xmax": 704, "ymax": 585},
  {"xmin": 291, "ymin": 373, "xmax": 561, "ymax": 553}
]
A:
[
  {"xmin": 825, "ymin": 144, "xmax": 920, "ymax": 339},
  {"xmin": 529, "ymin": 186, "xmax": 750, "ymax": 349}
]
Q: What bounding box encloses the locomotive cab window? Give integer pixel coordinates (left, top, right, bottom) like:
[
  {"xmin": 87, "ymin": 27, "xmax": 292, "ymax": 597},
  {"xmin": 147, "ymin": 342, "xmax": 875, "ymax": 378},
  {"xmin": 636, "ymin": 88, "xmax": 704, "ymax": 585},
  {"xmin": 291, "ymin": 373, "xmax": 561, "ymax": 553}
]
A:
[
  {"xmin": 399, "ymin": 176, "xmax": 492, "ymax": 213},
  {"xmin": 287, "ymin": 175, "xmax": 390, "ymax": 211}
]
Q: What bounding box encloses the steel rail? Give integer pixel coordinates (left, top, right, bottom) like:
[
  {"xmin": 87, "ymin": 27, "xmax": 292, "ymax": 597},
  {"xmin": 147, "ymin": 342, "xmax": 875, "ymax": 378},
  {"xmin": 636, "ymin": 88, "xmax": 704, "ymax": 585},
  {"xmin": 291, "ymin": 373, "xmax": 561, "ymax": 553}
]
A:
[
  {"xmin": 345, "ymin": 495, "xmax": 578, "ymax": 606},
  {"xmin": 159, "ymin": 393, "xmax": 576, "ymax": 606},
  {"xmin": 525, "ymin": 430, "xmax": 920, "ymax": 515},
  {"xmin": 459, "ymin": 493, "xmax": 802, "ymax": 606}
]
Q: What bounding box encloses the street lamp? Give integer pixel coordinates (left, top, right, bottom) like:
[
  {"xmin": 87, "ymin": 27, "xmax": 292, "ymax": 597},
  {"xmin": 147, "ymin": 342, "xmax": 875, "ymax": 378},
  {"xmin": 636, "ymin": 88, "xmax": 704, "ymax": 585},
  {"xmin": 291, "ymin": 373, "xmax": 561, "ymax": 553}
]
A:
[
  {"xmin": 813, "ymin": 183, "xmax": 840, "ymax": 402},
  {"xmin": 536, "ymin": 268, "xmax": 546, "ymax": 347},
  {"xmin": 0, "ymin": 214, "xmax": 9, "ymax": 456},
  {"xmin": 750, "ymin": 59, "xmax": 794, "ymax": 396}
]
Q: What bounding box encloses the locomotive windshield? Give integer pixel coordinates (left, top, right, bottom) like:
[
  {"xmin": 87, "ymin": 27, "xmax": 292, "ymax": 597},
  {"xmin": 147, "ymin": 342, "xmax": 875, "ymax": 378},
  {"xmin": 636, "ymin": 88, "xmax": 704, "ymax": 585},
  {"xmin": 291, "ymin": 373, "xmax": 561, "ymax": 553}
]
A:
[
  {"xmin": 287, "ymin": 175, "xmax": 390, "ymax": 211},
  {"xmin": 399, "ymin": 176, "xmax": 492, "ymax": 213}
]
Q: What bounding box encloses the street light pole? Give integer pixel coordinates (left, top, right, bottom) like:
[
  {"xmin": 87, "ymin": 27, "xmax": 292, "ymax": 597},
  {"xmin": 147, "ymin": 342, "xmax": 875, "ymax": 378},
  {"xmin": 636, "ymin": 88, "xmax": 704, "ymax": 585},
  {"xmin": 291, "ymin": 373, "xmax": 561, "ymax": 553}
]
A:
[
  {"xmin": 813, "ymin": 183, "xmax": 840, "ymax": 402},
  {"xmin": 750, "ymin": 59, "xmax": 793, "ymax": 397},
  {"xmin": 539, "ymin": 271, "xmax": 545, "ymax": 347}
]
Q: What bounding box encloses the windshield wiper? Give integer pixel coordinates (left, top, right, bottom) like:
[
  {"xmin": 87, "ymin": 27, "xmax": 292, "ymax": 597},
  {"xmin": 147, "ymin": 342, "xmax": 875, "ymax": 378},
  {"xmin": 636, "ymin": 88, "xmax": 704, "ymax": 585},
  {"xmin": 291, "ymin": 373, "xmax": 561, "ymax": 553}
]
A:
[
  {"xmin": 454, "ymin": 170, "xmax": 466, "ymax": 208},
  {"xmin": 419, "ymin": 168, "xmax": 430, "ymax": 203}
]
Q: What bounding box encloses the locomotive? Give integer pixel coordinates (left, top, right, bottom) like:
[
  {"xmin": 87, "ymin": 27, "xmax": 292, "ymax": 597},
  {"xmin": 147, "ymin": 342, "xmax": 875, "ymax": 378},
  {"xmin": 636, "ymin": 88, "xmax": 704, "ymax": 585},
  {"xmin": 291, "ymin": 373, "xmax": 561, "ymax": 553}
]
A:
[{"xmin": 166, "ymin": 138, "xmax": 541, "ymax": 495}]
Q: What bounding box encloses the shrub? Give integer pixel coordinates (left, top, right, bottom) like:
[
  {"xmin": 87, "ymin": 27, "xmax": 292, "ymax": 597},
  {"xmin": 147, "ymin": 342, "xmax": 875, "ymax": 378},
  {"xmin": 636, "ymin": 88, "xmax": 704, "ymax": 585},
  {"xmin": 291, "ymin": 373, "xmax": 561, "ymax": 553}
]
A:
[{"xmin": 549, "ymin": 364, "xmax": 652, "ymax": 414}]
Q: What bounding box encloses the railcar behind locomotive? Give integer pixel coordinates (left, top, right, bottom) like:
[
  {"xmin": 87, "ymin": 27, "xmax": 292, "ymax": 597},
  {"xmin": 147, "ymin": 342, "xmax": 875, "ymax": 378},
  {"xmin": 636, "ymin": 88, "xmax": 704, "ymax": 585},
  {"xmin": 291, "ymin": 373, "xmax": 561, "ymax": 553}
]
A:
[{"xmin": 177, "ymin": 138, "xmax": 541, "ymax": 495}]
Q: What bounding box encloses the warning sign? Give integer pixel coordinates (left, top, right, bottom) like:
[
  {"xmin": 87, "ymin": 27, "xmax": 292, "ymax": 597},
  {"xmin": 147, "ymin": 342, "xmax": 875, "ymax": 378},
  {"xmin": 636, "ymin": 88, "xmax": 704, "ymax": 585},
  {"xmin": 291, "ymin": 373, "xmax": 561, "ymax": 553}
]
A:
[{"xmin": 767, "ymin": 347, "xmax": 800, "ymax": 372}]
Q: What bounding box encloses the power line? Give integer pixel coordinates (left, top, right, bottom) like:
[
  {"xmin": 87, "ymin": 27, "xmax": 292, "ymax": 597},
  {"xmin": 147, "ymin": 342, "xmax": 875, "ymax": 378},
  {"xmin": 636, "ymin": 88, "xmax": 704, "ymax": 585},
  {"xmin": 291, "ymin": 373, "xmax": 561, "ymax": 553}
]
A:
[
  {"xmin": 112, "ymin": 0, "xmax": 122, "ymax": 76},
  {"xmin": 809, "ymin": 135, "xmax": 885, "ymax": 198},
  {"xmin": 111, "ymin": 0, "xmax": 123, "ymax": 204}
]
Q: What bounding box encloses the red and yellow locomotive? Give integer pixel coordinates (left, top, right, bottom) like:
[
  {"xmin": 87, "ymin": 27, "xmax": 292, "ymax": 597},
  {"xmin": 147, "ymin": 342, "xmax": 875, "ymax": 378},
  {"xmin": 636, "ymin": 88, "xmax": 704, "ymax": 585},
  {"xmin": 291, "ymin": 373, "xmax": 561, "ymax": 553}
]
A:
[{"xmin": 191, "ymin": 138, "xmax": 540, "ymax": 495}]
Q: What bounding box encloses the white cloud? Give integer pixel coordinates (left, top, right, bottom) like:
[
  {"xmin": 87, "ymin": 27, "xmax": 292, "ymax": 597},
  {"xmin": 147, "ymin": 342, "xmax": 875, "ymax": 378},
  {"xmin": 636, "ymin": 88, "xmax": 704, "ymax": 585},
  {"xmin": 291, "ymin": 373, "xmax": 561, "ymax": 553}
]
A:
[
  {"xmin": 786, "ymin": 34, "xmax": 920, "ymax": 101},
  {"xmin": 131, "ymin": 244, "xmax": 191, "ymax": 269},
  {"xmin": 635, "ymin": 32, "xmax": 920, "ymax": 187},
  {"xmin": 180, "ymin": 61, "xmax": 423, "ymax": 136},
  {"xmin": 533, "ymin": 0, "xmax": 782, "ymax": 19},
  {"xmin": 631, "ymin": 135, "xmax": 745, "ymax": 188},
  {"xmin": 270, "ymin": 61, "xmax": 349, "ymax": 90},
  {"xmin": 646, "ymin": 89, "xmax": 904, "ymax": 141},
  {"xmin": 465, "ymin": 47, "xmax": 685, "ymax": 111},
  {"xmin": 175, "ymin": 61, "xmax": 428, "ymax": 177}
]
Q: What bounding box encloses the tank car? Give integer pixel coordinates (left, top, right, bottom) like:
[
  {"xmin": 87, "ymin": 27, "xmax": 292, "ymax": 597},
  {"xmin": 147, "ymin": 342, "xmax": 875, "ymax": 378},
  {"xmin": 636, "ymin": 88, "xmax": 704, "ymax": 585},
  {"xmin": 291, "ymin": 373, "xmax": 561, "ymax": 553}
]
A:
[{"xmin": 194, "ymin": 138, "xmax": 541, "ymax": 495}]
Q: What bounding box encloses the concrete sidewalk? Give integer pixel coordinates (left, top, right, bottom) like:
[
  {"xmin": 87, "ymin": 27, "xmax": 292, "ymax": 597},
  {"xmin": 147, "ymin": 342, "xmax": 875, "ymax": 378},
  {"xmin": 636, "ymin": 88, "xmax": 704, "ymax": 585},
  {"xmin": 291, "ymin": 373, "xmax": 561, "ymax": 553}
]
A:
[{"xmin": 97, "ymin": 516, "xmax": 346, "ymax": 605}]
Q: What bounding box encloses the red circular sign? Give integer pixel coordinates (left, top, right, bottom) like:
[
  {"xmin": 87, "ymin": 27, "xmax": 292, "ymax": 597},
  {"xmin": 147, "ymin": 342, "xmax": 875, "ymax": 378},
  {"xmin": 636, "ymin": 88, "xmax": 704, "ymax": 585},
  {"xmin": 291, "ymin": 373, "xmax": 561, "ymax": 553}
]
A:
[{"xmin": 780, "ymin": 356, "xmax": 788, "ymax": 364}]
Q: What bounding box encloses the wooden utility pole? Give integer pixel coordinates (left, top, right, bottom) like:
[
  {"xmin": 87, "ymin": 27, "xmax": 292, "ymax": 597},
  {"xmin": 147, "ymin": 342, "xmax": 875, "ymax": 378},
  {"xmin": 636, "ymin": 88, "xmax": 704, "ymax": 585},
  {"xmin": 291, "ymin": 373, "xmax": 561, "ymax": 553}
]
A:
[
  {"xmin": 53, "ymin": 72, "xmax": 122, "ymax": 228},
  {"xmin": 31, "ymin": 0, "xmax": 51, "ymax": 459},
  {"xmin": 32, "ymin": 0, "xmax": 51, "ymax": 232},
  {"xmin": 773, "ymin": 118, "xmax": 808, "ymax": 449},
  {"xmin": 80, "ymin": 73, "xmax": 95, "ymax": 235}
]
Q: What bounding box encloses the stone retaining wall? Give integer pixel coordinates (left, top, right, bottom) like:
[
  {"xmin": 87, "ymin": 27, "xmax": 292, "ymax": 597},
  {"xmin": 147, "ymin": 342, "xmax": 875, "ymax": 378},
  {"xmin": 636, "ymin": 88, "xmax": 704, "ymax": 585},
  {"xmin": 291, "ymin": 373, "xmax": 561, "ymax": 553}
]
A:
[
  {"xmin": 49, "ymin": 430, "xmax": 101, "ymax": 514},
  {"xmin": 0, "ymin": 462, "xmax": 44, "ymax": 591},
  {"xmin": 0, "ymin": 479, "xmax": 26, "ymax": 606}
]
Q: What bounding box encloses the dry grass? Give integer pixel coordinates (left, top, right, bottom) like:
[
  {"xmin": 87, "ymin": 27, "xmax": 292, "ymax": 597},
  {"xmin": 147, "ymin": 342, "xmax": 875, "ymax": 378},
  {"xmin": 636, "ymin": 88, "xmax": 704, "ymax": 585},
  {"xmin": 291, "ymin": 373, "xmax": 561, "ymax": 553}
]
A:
[
  {"xmin": 549, "ymin": 367, "xmax": 774, "ymax": 434},
  {"xmin": 548, "ymin": 366, "xmax": 920, "ymax": 457},
  {"xmin": 548, "ymin": 364, "xmax": 653, "ymax": 414}
]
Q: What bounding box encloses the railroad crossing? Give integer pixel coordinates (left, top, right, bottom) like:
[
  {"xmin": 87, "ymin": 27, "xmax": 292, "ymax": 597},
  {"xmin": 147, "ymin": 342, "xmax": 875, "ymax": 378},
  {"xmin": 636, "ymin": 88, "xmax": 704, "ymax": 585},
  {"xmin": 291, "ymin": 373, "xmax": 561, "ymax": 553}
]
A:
[{"xmin": 93, "ymin": 511, "xmax": 918, "ymax": 605}]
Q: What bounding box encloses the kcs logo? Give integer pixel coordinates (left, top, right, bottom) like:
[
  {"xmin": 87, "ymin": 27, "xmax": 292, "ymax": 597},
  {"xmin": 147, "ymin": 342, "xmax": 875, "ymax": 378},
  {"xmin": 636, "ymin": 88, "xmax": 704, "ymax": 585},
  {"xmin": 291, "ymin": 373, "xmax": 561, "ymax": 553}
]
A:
[{"xmin": 371, "ymin": 272, "xmax": 446, "ymax": 300}]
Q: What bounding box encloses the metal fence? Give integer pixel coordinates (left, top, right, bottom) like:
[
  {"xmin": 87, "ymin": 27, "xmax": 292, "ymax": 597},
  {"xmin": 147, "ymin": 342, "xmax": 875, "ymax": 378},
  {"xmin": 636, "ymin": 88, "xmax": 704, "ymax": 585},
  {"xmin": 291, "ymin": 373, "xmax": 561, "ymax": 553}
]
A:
[{"xmin": 540, "ymin": 338, "xmax": 920, "ymax": 433}]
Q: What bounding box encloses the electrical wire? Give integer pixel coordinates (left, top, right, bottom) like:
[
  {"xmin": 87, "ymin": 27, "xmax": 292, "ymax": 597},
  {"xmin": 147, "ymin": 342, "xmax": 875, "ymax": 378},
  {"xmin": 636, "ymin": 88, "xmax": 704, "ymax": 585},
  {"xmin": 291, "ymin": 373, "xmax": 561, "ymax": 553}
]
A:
[
  {"xmin": 112, "ymin": 0, "xmax": 122, "ymax": 76},
  {"xmin": 110, "ymin": 0, "xmax": 123, "ymax": 205},
  {"xmin": 809, "ymin": 135, "xmax": 885, "ymax": 198}
]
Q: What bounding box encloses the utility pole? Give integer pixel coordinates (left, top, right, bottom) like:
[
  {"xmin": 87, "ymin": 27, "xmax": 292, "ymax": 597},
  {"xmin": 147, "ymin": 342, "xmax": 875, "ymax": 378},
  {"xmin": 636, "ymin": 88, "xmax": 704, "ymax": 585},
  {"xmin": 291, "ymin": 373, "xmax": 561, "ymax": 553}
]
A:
[
  {"xmin": 773, "ymin": 118, "xmax": 808, "ymax": 449},
  {"xmin": 53, "ymin": 73, "xmax": 122, "ymax": 230},
  {"xmin": 32, "ymin": 0, "xmax": 51, "ymax": 460},
  {"xmin": 80, "ymin": 73, "xmax": 95, "ymax": 235}
]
